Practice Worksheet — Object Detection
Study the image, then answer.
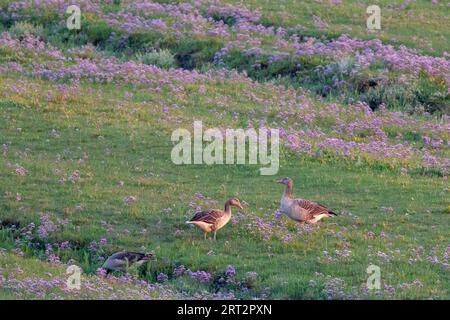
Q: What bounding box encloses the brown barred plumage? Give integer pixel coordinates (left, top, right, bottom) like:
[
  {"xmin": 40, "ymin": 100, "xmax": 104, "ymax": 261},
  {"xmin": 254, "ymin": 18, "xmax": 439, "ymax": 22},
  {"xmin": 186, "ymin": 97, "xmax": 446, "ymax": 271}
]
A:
[
  {"xmin": 186, "ymin": 198, "xmax": 243, "ymax": 240},
  {"xmin": 293, "ymin": 199, "xmax": 337, "ymax": 220},
  {"xmin": 277, "ymin": 177, "xmax": 337, "ymax": 224},
  {"xmin": 189, "ymin": 209, "xmax": 225, "ymax": 230}
]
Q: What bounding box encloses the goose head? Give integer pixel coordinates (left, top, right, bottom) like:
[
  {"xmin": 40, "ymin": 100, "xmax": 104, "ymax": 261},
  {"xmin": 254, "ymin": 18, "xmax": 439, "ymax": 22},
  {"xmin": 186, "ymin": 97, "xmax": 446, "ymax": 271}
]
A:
[
  {"xmin": 276, "ymin": 177, "xmax": 292, "ymax": 186},
  {"xmin": 229, "ymin": 198, "xmax": 244, "ymax": 210},
  {"xmin": 143, "ymin": 252, "xmax": 155, "ymax": 261}
]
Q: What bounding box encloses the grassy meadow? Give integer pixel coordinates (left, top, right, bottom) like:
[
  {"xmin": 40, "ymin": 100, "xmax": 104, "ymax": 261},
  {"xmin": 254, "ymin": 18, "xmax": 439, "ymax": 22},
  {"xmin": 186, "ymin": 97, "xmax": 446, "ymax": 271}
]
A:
[
  {"xmin": 0, "ymin": 0, "xmax": 449, "ymax": 299},
  {"xmin": 225, "ymin": 0, "xmax": 450, "ymax": 55}
]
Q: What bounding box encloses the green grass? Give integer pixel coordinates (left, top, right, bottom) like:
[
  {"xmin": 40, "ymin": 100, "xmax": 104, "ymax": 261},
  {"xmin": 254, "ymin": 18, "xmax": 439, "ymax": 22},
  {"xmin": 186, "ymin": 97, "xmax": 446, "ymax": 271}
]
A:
[
  {"xmin": 0, "ymin": 0, "xmax": 448, "ymax": 299},
  {"xmin": 224, "ymin": 0, "xmax": 450, "ymax": 55},
  {"xmin": 1, "ymin": 0, "xmax": 448, "ymax": 114},
  {"xmin": 0, "ymin": 74, "xmax": 448, "ymax": 299}
]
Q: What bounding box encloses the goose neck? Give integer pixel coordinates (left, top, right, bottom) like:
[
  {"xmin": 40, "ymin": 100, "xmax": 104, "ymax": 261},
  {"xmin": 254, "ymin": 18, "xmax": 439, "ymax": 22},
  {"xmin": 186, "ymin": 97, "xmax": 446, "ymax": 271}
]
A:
[
  {"xmin": 284, "ymin": 181, "xmax": 293, "ymax": 198},
  {"xmin": 224, "ymin": 201, "xmax": 232, "ymax": 214}
]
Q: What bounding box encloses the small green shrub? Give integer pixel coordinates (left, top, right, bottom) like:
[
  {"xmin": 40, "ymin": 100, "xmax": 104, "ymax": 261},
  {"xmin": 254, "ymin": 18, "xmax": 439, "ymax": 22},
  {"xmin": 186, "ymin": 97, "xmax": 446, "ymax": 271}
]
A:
[
  {"xmin": 175, "ymin": 37, "xmax": 224, "ymax": 69},
  {"xmin": 412, "ymin": 71, "xmax": 449, "ymax": 114},
  {"xmin": 128, "ymin": 30, "xmax": 162, "ymax": 50},
  {"xmin": 358, "ymin": 82, "xmax": 415, "ymax": 111},
  {"xmin": 135, "ymin": 49, "xmax": 176, "ymax": 69},
  {"xmin": 45, "ymin": 16, "xmax": 114, "ymax": 47},
  {"xmin": 83, "ymin": 18, "xmax": 114, "ymax": 45},
  {"xmin": 357, "ymin": 72, "xmax": 449, "ymax": 114},
  {"xmin": 9, "ymin": 21, "xmax": 44, "ymax": 38},
  {"xmin": 24, "ymin": 10, "xmax": 59, "ymax": 26}
]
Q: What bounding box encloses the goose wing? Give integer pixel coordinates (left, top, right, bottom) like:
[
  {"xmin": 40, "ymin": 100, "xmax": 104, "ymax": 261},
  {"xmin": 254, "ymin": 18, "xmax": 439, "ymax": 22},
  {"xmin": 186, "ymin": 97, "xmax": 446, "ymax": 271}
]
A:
[
  {"xmin": 293, "ymin": 199, "xmax": 335, "ymax": 219},
  {"xmin": 189, "ymin": 209, "xmax": 224, "ymax": 225},
  {"xmin": 103, "ymin": 252, "xmax": 144, "ymax": 271},
  {"xmin": 109, "ymin": 252, "xmax": 147, "ymax": 263}
]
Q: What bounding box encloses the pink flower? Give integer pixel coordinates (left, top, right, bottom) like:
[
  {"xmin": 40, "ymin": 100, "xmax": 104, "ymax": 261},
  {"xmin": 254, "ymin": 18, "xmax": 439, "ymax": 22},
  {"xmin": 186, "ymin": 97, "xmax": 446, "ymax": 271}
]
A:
[
  {"xmin": 69, "ymin": 170, "xmax": 80, "ymax": 183},
  {"xmin": 96, "ymin": 268, "xmax": 107, "ymax": 277},
  {"xmin": 123, "ymin": 195, "xmax": 138, "ymax": 205},
  {"xmin": 157, "ymin": 273, "xmax": 168, "ymax": 282},
  {"xmin": 14, "ymin": 165, "xmax": 28, "ymax": 176}
]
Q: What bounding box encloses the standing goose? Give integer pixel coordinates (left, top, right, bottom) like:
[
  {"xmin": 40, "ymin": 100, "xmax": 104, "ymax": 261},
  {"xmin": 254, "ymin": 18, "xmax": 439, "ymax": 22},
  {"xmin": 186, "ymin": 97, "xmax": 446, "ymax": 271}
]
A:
[
  {"xmin": 277, "ymin": 177, "xmax": 337, "ymax": 224},
  {"xmin": 102, "ymin": 251, "xmax": 154, "ymax": 273},
  {"xmin": 186, "ymin": 198, "xmax": 243, "ymax": 240}
]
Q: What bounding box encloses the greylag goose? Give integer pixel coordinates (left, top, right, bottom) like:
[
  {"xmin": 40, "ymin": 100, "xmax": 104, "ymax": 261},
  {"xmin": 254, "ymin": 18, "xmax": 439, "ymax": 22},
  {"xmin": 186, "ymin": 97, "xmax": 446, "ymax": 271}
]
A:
[
  {"xmin": 277, "ymin": 177, "xmax": 337, "ymax": 224},
  {"xmin": 186, "ymin": 198, "xmax": 243, "ymax": 240},
  {"xmin": 102, "ymin": 251, "xmax": 154, "ymax": 273}
]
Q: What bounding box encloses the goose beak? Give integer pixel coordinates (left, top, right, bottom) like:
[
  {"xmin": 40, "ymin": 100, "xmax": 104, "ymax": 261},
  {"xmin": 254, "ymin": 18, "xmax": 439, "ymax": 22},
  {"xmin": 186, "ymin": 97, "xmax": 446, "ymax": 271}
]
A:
[
  {"xmin": 238, "ymin": 203, "xmax": 244, "ymax": 210},
  {"xmin": 275, "ymin": 179, "xmax": 283, "ymax": 184}
]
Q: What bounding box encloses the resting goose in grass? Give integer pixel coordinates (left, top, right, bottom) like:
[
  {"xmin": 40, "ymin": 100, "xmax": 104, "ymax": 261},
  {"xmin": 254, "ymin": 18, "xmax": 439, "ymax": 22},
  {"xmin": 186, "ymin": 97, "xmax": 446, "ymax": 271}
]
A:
[
  {"xmin": 102, "ymin": 251, "xmax": 154, "ymax": 273},
  {"xmin": 277, "ymin": 177, "xmax": 337, "ymax": 224},
  {"xmin": 186, "ymin": 198, "xmax": 243, "ymax": 240}
]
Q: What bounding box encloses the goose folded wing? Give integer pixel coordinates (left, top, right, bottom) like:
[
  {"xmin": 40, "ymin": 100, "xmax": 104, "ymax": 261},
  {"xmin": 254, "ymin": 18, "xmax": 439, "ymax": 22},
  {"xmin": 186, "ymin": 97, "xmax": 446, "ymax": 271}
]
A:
[
  {"xmin": 293, "ymin": 199, "xmax": 330, "ymax": 218},
  {"xmin": 190, "ymin": 210, "xmax": 224, "ymax": 225},
  {"xmin": 113, "ymin": 252, "xmax": 146, "ymax": 263}
]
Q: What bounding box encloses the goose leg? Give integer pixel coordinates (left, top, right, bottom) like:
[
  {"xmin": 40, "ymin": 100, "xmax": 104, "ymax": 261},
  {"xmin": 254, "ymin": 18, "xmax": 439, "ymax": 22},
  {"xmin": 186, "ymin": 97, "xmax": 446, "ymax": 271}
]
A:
[
  {"xmin": 204, "ymin": 232, "xmax": 207, "ymax": 240},
  {"xmin": 214, "ymin": 231, "xmax": 217, "ymax": 241}
]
